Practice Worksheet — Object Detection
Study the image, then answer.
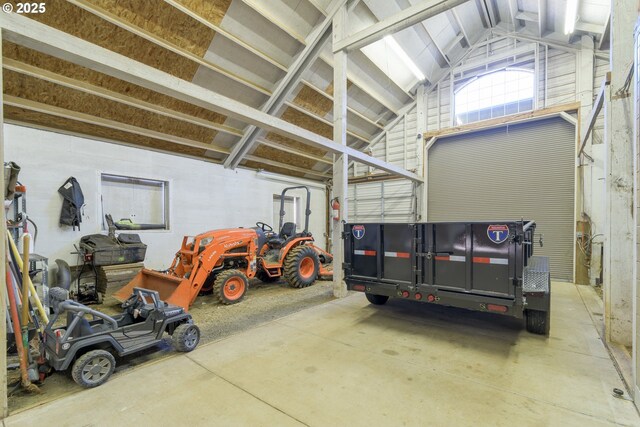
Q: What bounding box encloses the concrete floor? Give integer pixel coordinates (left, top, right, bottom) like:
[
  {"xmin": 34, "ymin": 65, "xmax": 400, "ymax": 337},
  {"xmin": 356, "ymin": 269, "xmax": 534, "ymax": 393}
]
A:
[{"xmin": 5, "ymin": 282, "xmax": 639, "ymax": 426}]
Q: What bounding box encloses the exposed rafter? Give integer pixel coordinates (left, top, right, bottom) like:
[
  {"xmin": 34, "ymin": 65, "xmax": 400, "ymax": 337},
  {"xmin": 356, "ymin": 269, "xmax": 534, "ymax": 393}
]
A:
[
  {"xmin": 4, "ymin": 58, "xmax": 244, "ymax": 138},
  {"xmin": 283, "ymin": 101, "xmax": 371, "ymax": 144},
  {"xmin": 224, "ymin": 0, "xmax": 353, "ymax": 169},
  {"xmin": 334, "ymin": 0, "xmax": 468, "ymax": 52},
  {"xmin": 162, "ymin": 0, "xmax": 288, "ymax": 71},
  {"xmin": 537, "ymin": 0, "xmax": 547, "ymax": 38},
  {"xmin": 421, "ymin": 22, "xmax": 451, "ymax": 66},
  {"xmin": 506, "ymin": 0, "xmax": 520, "ymax": 31},
  {"xmin": 5, "ymin": 95, "xmax": 230, "ymax": 155},
  {"xmin": 68, "ymin": 0, "xmax": 272, "ymax": 95},
  {"xmin": 451, "ymin": 8, "xmax": 470, "ymax": 44},
  {"xmin": 0, "ymin": 12, "xmax": 422, "ymax": 182}
]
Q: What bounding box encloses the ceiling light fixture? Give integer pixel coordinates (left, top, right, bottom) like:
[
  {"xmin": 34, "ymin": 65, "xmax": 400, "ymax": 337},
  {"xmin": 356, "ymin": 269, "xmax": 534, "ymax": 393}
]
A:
[
  {"xmin": 383, "ymin": 35, "xmax": 425, "ymax": 81},
  {"xmin": 564, "ymin": 0, "xmax": 579, "ymax": 35}
]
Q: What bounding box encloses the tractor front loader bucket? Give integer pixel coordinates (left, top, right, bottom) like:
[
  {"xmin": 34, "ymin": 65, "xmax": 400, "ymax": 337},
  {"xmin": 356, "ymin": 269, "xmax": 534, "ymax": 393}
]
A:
[{"xmin": 113, "ymin": 269, "xmax": 193, "ymax": 310}]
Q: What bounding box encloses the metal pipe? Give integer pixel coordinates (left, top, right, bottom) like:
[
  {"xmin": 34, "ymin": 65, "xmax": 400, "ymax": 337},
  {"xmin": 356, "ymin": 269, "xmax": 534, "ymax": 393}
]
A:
[{"xmin": 523, "ymin": 221, "xmax": 535, "ymax": 231}]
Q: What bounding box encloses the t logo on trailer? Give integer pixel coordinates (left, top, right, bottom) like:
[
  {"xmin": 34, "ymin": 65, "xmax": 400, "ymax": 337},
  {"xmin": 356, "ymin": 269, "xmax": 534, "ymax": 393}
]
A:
[
  {"xmin": 352, "ymin": 225, "xmax": 366, "ymax": 240},
  {"xmin": 487, "ymin": 224, "xmax": 509, "ymax": 244}
]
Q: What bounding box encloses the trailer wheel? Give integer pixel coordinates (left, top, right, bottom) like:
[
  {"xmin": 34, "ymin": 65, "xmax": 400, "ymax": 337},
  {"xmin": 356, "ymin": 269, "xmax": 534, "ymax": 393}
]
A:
[
  {"xmin": 365, "ymin": 293, "xmax": 389, "ymax": 305},
  {"xmin": 284, "ymin": 246, "xmax": 320, "ymax": 288},
  {"xmin": 256, "ymin": 269, "xmax": 280, "ymax": 283},
  {"xmin": 173, "ymin": 323, "xmax": 200, "ymax": 352},
  {"xmin": 71, "ymin": 349, "xmax": 115, "ymax": 388},
  {"xmin": 213, "ymin": 270, "xmax": 248, "ymax": 304},
  {"xmin": 525, "ymin": 309, "xmax": 550, "ymax": 335}
]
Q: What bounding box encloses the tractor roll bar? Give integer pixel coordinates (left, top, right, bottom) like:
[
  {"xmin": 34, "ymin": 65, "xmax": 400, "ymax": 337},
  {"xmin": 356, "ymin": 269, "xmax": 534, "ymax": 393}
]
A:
[{"xmin": 279, "ymin": 186, "xmax": 311, "ymax": 234}]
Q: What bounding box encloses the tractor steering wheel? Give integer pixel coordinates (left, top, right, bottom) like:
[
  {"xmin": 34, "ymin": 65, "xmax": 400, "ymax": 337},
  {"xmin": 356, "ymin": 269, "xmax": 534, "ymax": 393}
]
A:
[{"xmin": 256, "ymin": 222, "xmax": 273, "ymax": 232}]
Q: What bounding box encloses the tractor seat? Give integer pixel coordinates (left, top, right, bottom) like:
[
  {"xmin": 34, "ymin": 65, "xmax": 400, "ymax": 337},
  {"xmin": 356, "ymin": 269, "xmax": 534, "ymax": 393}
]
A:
[{"xmin": 268, "ymin": 222, "xmax": 296, "ymax": 249}]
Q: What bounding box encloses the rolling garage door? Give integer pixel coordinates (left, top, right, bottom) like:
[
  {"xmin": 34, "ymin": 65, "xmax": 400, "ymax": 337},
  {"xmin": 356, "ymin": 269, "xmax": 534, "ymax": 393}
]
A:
[{"xmin": 427, "ymin": 116, "xmax": 575, "ymax": 281}]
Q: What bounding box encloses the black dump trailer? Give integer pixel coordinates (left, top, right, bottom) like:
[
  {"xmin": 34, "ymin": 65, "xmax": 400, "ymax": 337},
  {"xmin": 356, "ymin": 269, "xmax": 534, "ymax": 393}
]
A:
[{"xmin": 343, "ymin": 221, "xmax": 550, "ymax": 335}]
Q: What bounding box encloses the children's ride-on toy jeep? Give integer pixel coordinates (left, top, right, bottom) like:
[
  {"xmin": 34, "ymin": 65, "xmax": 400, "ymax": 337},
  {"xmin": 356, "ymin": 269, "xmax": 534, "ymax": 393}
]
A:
[{"xmin": 44, "ymin": 287, "xmax": 200, "ymax": 388}]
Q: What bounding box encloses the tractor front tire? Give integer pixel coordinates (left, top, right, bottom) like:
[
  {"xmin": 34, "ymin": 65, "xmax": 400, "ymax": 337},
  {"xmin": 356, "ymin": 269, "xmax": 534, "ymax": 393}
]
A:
[
  {"xmin": 71, "ymin": 349, "xmax": 116, "ymax": 388},
  {"xmin": 284, "ymin": 246, "xmax": 320, "ymax": 288},
  {"xmin": 256, "ymin": 269, "xmax": 280, "ymax": 283},
  {"xmin": 213, "ymin": 270, "xmax": 248, "ymax": 305},
  {"xmin": 173, "ymin": 323, "xmax": 200, "ymax": 352}
]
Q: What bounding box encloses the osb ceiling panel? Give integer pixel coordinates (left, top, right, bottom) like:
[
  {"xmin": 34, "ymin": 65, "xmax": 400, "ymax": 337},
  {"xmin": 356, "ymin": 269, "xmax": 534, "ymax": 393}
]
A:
[
  {"xmin": 3, "ymin": 43, "xmax": 230, "ymax": 126},
  {"xmin": 264, "ymin": 108, "xmax": 332, "ymax": 158},
  {"xmin": 4, "ymin": 70, "xmax": 218, "ymax": 144},
  {"xmin": 5, "ymin": 106, "xmax": 207, "ymax": 158},
  {"xmin": 15, "ymin": 0, "xmax": 200, "ymax": 80},
  {"xmin": 173, "ymin": 0, "xmax": 233, "ymax": 27},
  {"xmin": 85, "ymin": 0, "xmax": 218, "ymax": 56},
  {"xmin": 293, "ymin": 85, "xmax": 333, "ymax": 117}
]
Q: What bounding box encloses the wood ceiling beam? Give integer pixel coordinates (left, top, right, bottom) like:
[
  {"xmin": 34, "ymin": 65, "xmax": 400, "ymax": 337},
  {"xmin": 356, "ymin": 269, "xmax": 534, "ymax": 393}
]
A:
[
  {"xmin": 239, "ymin": 0, "xmax": 307, "ymax": 44},
  {"xmin": 451, "ymin": 8, "xmax": 471, "ymax": 44},
  {"xmin": 283, "ymin": 101, "xmax": 371, "ymax": 144},
  {"xmin": 243, "ymin": 155, "xmax": 330, "ymax": 178},
  {"xmin": 68, "ymin": 0, "xmax": 272, "ymax": 95},
  {"xmin": 300, "ymin": 79, "xmax": 384, "ymax": 130},
  {"xmin": 5, "ymin": 95, "xmax": 230, "ymax": 154},
  {"xmin": 257, "ymin": 138, "xmax": 332, "ymax": 165},
  {"xmin": 224, "ymin": 0, "xmax": 353, "ymax": 169},
  {"xmin": 334, "ymin": 0, "xmax": 468, "ymax": 52},
  {"xmin": 5, "ymin": 95, "xmax": 328, "ymax": 178},
  {"xmin": 0, "ymin": 13, "xmax": 422, "ymax": 182},
  {"xmin": 162, "ymin": 0, "xmax": 288, "ymax": 71},
  {"xmin": 537, "ymin": 0, "xmax": 547, "ymax": 38},
  {"xmin": 3, "ymin": 58, "xmax": 244, "ymax": 138}
]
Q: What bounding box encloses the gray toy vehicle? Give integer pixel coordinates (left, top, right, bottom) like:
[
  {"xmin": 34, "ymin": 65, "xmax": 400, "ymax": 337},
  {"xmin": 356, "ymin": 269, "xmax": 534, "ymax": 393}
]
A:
[{"xmin": 44, "ymin": 287, "xmax": 200, "ymax": 387}]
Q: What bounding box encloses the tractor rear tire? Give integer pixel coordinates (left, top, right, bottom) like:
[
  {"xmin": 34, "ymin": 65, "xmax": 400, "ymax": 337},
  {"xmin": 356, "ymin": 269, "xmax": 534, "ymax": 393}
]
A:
[
  {"xmin": 284, "ymin": 245, "xmax": 320, "ymax": 288},
  {"xmin": 256, "ymin": 269, "xmax": 280, "ymax": 283},
  {"xmin": 365, "ymin": 293, "xmax": 389, "ymax": 305},
  {"xmin": 71, "ymin": 349, "xmax": 116, "ymax": 388},
  {"xmin": 173, "ymin": 323, "xmax": 200, "ymax": 352},
  {"xmin": 525, "ymin": 309, "xmax": 550, "ymax": 335},
  {"xmin": 213, "ymin": 270, "xmax": 248, "ymax": 305}
]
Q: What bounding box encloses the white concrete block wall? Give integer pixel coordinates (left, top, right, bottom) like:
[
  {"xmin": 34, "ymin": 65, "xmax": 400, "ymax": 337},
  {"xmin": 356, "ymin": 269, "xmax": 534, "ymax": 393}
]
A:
[{"xmin": 4, "ymin": 124, "xmax": 327, "ymax": 269}]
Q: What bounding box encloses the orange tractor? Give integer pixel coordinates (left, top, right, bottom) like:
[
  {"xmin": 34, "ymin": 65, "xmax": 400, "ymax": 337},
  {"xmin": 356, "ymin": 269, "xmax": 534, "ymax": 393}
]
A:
[{"xmin": 114, "ymin": 186, "xmax": 332, "ymax": 310}]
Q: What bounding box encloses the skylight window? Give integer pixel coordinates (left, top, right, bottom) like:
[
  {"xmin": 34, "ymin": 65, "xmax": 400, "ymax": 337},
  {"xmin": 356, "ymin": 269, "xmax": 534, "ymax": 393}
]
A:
[{"xmin": 454, "ymin": 69, "xmax": 534, "ymax": 125}]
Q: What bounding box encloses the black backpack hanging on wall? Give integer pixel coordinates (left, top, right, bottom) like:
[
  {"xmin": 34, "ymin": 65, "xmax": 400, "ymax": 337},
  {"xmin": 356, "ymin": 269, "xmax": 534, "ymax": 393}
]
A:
[{"xmin": 58, "ymin": 177, "xmax": 85, "ymax": 231}]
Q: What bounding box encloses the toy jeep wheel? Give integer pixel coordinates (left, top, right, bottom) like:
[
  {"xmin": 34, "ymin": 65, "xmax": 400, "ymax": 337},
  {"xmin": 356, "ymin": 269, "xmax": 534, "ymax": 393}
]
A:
[
  {"xmin": 365, "ymin": 293, "xmax": 389, "ymax": 305},
  {"xmin": 525, "ymin": 309, "xmax": 550, "ymax": 335},
  {"xmin": 71, "ymin": 349, "xmax": 116, "ymax": 388},
  {"xmin": 284, "ymin": 246, "xmax": 320, "ymax": 288},
  {"xmin": 173, "ymin": 323, "xmax": 200, "ymax": 352},
  {"xmin": 214, "ymin": 270, "xmax": 248, "ymax": 304}
]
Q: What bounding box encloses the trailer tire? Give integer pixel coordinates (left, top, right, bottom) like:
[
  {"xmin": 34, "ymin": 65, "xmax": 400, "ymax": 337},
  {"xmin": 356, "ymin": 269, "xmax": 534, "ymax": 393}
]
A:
[
  {"xmin": 284, "ymin": 246, "xmax": 320, "ymax": 288},
  {"xmin": 256, "ymin": 269, "xmax": 279, "ymax": 283},
  {"xmin": 525, "ymin": 309, "xmax": 550, "ymax": 335},
  {"xmin": 213, "ymin": 270, "xmax": 248, "ymax": 304},
  {"xmin": 365, "ymin": 293, "xmax": 389, "ymax": 305},
  {"xmin": 173, "ymin": 323, "xmax": 200, "ymax": 352},
  {"xmin": 71, "ymin": 349, "xmax": 115, "ymax": 388}
]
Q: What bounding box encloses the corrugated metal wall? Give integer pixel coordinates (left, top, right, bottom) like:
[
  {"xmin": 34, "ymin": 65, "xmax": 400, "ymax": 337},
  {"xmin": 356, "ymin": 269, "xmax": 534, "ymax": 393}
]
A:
[
  {"xmin": 349, "ymin": 106, "xmax": 418, "ymax": 223},
  {"xmin": 427, "ymin": 116, "xmax": 576, "ymax": 281}
]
